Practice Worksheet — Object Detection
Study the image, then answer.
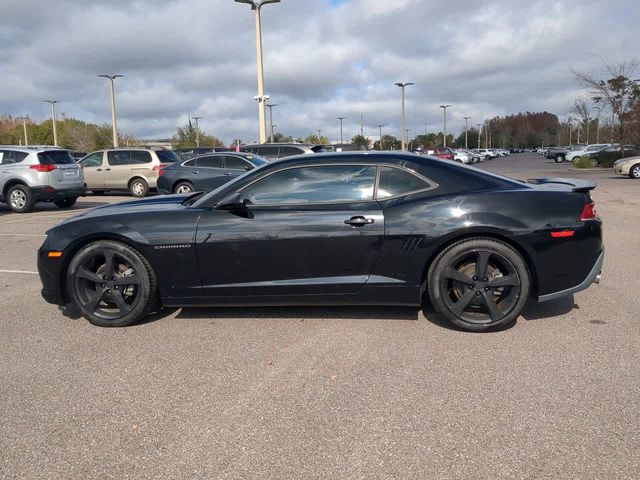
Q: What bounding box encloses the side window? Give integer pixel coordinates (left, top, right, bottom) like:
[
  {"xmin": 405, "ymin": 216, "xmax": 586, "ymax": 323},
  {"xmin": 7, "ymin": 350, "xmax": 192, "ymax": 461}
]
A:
[
  {"xmin": 107, "ymin": 151, "xmax": 131, "ymax": 166},
  {"xmin": 377, "ymin": 167, "xmax": 433, "ymax": 199},
  {"xmin": 130, "ymin": 151, "xmax": 152, "ymax": 164},
  {"xmin": 80, "ymin": 152, "xmax": 103, "ymax": 167},
  {"xmin": 241, "ymin": 165, "xmax": 377, "ymax": 205},
  {"xmin": 196, "ymin": 156, "xmax": 223, "ymax": 168},
  {"xmin": 255, "ymin": 146, "xmax": 280, "ymax": 159},
  {"xmin": 278, "ymin": 146, "xmax": 303, "ymax": 158},
  {"xmin": 1, "ymin": 151, "xmax": 28, "ymax": 164},
  {"xmin": 182, "ymin": 160, "xmax": 197, "ymax": 167},
  {"xmin": 12, "ymin": 152, "xmax": 28, "ymax": 163},
  {"xmin": 225, "ymin": 156, "xmax": 252, "ymax": 170}
]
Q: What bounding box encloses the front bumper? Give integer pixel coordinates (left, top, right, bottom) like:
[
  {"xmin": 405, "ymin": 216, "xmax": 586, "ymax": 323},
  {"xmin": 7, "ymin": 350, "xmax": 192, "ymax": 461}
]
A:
[
  {"xmin": 38, "ymin": 246, "xmax": 66, "ymax": 306},
  {"xmin": 32, "ymin": 186, "xmax": 87, "ymax": 202},
  {"xmin": 538, "ymin": 248, "xmax": 604, "ymax": 302}
]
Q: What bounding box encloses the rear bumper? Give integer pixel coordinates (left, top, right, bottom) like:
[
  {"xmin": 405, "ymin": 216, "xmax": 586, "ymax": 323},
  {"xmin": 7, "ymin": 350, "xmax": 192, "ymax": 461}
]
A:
[
  {"xmin": 538, "ymin": 248, "xmax": 604, "ymax": 302},
  {"xmin": 32, "ymin": 185, "xmax": 87, "ymax": 201}
]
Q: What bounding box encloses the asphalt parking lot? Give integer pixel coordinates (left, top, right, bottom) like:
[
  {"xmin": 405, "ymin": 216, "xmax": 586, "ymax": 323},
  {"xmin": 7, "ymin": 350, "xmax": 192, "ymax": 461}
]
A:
[{"xmin": 1, "ymin": 153, "xmax": 638, "ymax": 479}]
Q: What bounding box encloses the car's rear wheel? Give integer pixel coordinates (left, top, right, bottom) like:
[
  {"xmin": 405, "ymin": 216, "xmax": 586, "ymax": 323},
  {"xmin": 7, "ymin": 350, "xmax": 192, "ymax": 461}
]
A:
[
  {"xmin": 630, "ymin": 164, "xmax": 640, "ymax": 179},
  {"xmin": 7, "ymin": 185, "xmax": 35, "ymax": 213},
  {"xmin": 174, "ymin": 181, "xmax": 194, "ymax": 194},
  {"xmin": 555, "ymin": 154, "xmax": 564, "ymax": 163},
  {"xmin": 54, "ymin": 197, "xmax": 77, "ymax": 209},
  {"xmin": 591, "ymin": 158, "xmax": 599, "ymax": 167},
  {"xmin": 427, "ymin": 238, "xmax": 530, "ymax": 332},
  {"xmin": 129, "ymin": 178, "xmax": 149, "ymax": 198},
  {"xmin": 66, "ymin": 240, "xmax": 158, "ymax": 327}
]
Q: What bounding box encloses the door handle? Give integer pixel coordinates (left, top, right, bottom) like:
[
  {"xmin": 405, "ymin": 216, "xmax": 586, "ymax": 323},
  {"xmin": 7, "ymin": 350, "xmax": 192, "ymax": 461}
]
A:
[
  {"xmin": 344, "ymin": 216, "xmax": 375, "ymax": 227},
  {"xmin": 104, "ymin": 168, "xmax": 111, "ymax": 171},
  {"xmin": 224, "ymin": 172, "xmax": 233, "ymax": 176},
  {"xmin": 191, "ymin": 171, "xmax": 200, "ymax": 174},
  {"xmin": 96, "ymin": 168, "xmax": 102, "ymax": 171}
]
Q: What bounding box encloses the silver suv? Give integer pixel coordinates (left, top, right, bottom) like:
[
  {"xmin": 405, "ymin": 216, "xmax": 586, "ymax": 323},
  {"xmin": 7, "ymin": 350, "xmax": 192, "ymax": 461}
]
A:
[{"xmin": 0, "ymin": 146, "xmax": 86, "ymax": 213}]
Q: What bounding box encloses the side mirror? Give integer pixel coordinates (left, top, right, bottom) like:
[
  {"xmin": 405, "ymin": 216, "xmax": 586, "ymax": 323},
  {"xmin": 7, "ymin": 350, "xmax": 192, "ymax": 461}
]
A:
[
  {"xmin": 217, "ymin": 193, "xmax": 249, "ymax": 211},
  {"xmin": 245, "ymin": 165, "xmax": 253, "ymax": 171}
]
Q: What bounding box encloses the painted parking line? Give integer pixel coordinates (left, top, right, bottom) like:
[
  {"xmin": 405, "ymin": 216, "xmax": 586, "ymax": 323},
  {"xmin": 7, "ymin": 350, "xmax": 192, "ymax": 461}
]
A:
[
  {"xmin": 0, "ymin": 233, "xmax": 47, "ymax": 237},
  {"xmin": 0, "ymin": 269, "xmax": 38, "ymax": 274}
]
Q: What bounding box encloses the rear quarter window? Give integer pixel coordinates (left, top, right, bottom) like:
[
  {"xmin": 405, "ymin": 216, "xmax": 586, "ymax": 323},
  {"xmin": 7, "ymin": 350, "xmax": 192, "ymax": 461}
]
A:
[
  {"xmin": 156, "ymin": 150, "xmax": 181, "ymax": 163},
  {"xmin": 131, "ymin": 151, "xmax": 152, "ymax": 164}
]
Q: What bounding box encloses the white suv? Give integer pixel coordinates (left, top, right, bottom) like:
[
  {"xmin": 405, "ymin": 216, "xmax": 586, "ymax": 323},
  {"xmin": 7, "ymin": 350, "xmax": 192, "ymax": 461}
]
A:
[
  {"xmin": 0, "ymin": 146, "xmax": 85, "ymax": 213},
  {"xmin": 565, "ymin": 144, "xmax": 611, "ymax": 162}
]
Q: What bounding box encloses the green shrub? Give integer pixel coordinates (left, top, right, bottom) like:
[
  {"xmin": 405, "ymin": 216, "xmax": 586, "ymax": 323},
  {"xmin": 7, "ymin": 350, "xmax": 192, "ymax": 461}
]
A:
[{"xmin": 574, "ymin": 156, "xmax": 597, "ymax": 168}]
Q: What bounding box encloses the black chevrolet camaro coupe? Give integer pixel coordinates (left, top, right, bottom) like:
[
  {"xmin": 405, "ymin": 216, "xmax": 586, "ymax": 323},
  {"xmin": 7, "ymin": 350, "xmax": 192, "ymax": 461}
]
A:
[{"xmin": 38, "ymin": 152, "xmax": 603, "ymax": 332}]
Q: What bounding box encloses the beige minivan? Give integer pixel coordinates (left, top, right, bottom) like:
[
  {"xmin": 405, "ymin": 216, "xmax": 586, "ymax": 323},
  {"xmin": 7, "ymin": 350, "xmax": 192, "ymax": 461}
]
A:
[{"xmin": 78, "ymin": 148, "xmax": 182, "ymax": 197}]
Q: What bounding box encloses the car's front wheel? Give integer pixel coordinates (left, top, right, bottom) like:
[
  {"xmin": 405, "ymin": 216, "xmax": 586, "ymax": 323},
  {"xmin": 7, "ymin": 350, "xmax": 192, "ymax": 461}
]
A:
[
  {"xmin": 555, "ymin": 154, "xmax": 564, "ymax": 163},
  {"xmin": 427, "ymin": 238, "xmax": 530, "ymax": 332},
  {"xmin": 66, "ymin": 240, "xmax": 158, "ymax": 327},
  {"xmin": 630, "ymin": 164, "xmax": 640, "ymax": 179}
]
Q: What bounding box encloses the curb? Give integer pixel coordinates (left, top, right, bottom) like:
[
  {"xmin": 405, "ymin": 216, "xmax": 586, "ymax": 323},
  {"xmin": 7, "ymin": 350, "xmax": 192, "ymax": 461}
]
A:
[{"xmin": 567, "ymin": 168, "xmax": 607, "ymax": 172}]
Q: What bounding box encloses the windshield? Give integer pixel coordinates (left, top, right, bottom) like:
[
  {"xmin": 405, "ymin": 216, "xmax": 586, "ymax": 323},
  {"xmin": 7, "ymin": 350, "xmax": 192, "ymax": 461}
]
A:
[
  {"xmin": 156, "ymin": 150, "xmax": 181, "ymax": 163},
  {"xmin": 38, "ymin": 150, "xmax": 75, "ymax": 165},
  {"xmin": 247, "ymin": 154, "xmax": 268, "ymax": 166}
]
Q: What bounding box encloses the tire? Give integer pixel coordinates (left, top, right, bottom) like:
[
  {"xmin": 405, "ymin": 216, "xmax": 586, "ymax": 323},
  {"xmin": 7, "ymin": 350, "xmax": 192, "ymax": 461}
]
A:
[
  {"xmin": 129, "ymin": 178, "xmax": 149, "ymax": 198},
  {"xmin": 427, "ymin": 238, "xmax": 530, "ymax": 332},
  {"xmin": 54, "ymin": 197, "xmax": 77, "ymax": 209},
  {"xmin": 173, "ymin": 181, "xmax": 195, "ymax": 194},
  {"xmin": 485, "ymin": 155, "xmax": 491, "ymax": 161},
  {"xmin": 554, "ymin": 154, "xmax": 564, "ymax": 163},
  {"xmin": 66, "ymin": 240, "xmax": 159, "ymax": 327},
  {"xmin": 591, "ymin": 158, "xmax": 599, "ymax": 168},
  {"xmin": 629, "ymin": 164, "xmax": 640, "ymax": 179},
  {"xmin": 91, "ymin": 191, "xmax": 105, "ymax": 196},
  {"xmin": 6, "ymin": 184, "xmax": 35, "ymax": 213}
]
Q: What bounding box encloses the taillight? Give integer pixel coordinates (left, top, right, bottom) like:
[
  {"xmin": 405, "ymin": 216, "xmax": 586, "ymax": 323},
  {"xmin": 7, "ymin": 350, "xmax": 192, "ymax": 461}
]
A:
[
  {"xmin": 30, "ymin": 164, "xmax": 57, "ymax": 173},
  {"xmin": 580, "ymin": 202, "xmax": 597, "ymax": 221},
  {"xmin": 153, "ymin": 165, "xmax": 166, "ymax": 175}
]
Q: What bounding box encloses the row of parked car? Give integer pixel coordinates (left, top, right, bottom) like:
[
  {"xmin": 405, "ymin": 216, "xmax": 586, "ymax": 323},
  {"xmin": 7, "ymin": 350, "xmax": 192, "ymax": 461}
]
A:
[
  {"xmin": 3, "ymin": 141, "xmax": 637, "ymax": 213},
  {"xmin": 538, "ymin": 143, "xmax": 640, "ymax": 171}
]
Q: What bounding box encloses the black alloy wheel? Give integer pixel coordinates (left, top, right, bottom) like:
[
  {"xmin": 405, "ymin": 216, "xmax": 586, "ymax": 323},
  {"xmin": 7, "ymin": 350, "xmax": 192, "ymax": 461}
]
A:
[
  {"xmin": 428, "ymin": 238, "xmax": 530, "ymax": 331},
  {"xmin": 66, "ymin": 240, "xmax": 158, "ymax": 327}
]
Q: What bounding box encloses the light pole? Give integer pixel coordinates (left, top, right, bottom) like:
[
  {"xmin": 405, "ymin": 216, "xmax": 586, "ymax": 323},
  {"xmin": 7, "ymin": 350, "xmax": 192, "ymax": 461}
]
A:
[
  {"xmin": 265, "ymin": 103, "xmax": 277, "ymax": 143},
  {"xmin": 98, "ymin": 74, "xmax": 123, "ymax": 148},
  {"xmin": 377, "ymin": 124, "xmax": 384, "ymax": 150},
  {"xmin": 21, "ymin": 117, "xmax": 29, "ymax": 146},
  {"xmin": 568, "ymin": 117, "xmax": 572, "ymax": 146},
  {"xmin": 337, "ymin": 116, "xmax": 345, "ymax": 144},
  {"xmin": 406, "ymin": 129, "xmax": 410, "ymax": 150},
  {"xmin": 476, "ymin": 123, "xmax": 482, "ymax": 149},
  {"xmin": 236, "ymin": 0, "xmax": 281, "ymax": 144},
  {"xmin": 463, "ymin": 116, "xmax": 471, "ymax": 149},
  {"xmin": 440, "ymin": 105, "xmax": 451, "ymax": 147},
  {"xmin": 594, "ymin": 106, "xmax": 601, "ymax": 144},
  {"xmin": 317, "ymin": 129, "xmax": 322, "ymax": 142},
  {"xmin": 394, "ymin": 82, "xmax": 413, "ymax": 150},
  {"xmin": 43, "ymin": 100, "xmax": 59, "ymax": 147},
  {"xmin": 192, "ymin": 116, "xmax": 202, "ymax": 147}
]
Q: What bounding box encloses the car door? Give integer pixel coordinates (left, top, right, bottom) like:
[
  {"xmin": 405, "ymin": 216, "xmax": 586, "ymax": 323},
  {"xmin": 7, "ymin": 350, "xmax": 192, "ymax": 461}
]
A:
[
  {"xmin": 79, "ymin": 152, "xmax": 105, "ymax": 189},
  {"xmin": 195, "ymin": 164, "xmax": 384, "ymax": 298},
  {"xmin": 220, "ymin": 155, "xmax": 255, "ymax": 181},
  {"xmin": 192, "ymin": 155, "xmax": 227, "ymax": 191},
  {"xmin": 105, "ymin": 151, "xmax": 132, "ymax": 189}
]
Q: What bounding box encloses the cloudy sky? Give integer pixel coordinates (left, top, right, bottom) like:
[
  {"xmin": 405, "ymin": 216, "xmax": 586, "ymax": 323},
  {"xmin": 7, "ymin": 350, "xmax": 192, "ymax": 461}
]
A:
[{"xmin": 0, "ymin": 0, "xmax": 637, "ymax": 144}]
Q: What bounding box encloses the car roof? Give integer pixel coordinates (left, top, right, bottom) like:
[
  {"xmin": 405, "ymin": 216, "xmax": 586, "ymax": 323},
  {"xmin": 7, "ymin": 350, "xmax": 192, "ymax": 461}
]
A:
[
  {"xmin": 0, "ymin": 145, "xmax": 68, "ymax": 152},
  {"xmin": 242, "ymin": 143, "xmax": 318, "ymax": 148}
]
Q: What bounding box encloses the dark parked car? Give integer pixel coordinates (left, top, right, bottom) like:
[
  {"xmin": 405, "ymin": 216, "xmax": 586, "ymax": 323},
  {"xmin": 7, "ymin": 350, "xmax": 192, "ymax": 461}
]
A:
[
  {"xmin": 240, "ymin": 143, "xmax": 328, "ymax": 160},
  {"xmin": 157, "ymin": 152, "xmax": 269, "ymax": 194},
  {"xmin": 173, "ymin": 147, "xmax": 233, "ymax": 160},
  {"xmin": 38, "ymin": 152, "xmax": 603, "ymax": 332},
  {"xmin": 587, "ymin": 145, "xmax": 640, "ymax": 167}
]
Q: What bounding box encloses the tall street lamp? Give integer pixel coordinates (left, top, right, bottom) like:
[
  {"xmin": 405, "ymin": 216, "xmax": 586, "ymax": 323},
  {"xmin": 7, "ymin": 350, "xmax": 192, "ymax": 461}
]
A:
[
  {"xmin": 440, "ymin": 105, "xmax": 451, "ymax": 147},
  {"xmin": 21, "ymin": 117, "xmax": 29, "ymax": 147},
  {"xmin": 476, "ymin": 123, "xmax": 482, "ymax": 149},
  {"xmin": 594, "ymin": 106, "xmax": 601, "ymax": 144},
  {"xmin": 377, "ymin": 124, "xmax": 384, "ymax": 150},
  {"xmin": 265, "ymin": 103, "xmax": 277, "ymax": 143},
  {"xmin": 235, "ymin": 0, "xmax": 281, "ymax": 144},
  {"xmin": 192, "ymin": 116, "xmax": 202, "ymax": 147},
  {"xmin": 317, "ymin": 129, "xmax": 322, "ymax": 142},
  {"xmin": 98, "ymin": 74, "xmax": 123, "ymax": 148},
  {"xmin": 337, "ymin": 116, "xmax": 346, "ymax": 144},
  {"xmin": 394, "ymin": 82, "xmax": 413, "ymax": 150},
  {"xmin": 463, "ymin": 116, "xmax": 471, "ymax": 149},
  {"xmin": 43, "ymin": 100, "xmax": 59, "ymax": 147}
]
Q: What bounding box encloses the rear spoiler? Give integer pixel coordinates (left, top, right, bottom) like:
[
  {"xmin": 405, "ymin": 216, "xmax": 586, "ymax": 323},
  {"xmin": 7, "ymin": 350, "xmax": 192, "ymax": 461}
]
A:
[{"xmin": 527, "ymin": 178, "xmax": 597, "ymax": 192}]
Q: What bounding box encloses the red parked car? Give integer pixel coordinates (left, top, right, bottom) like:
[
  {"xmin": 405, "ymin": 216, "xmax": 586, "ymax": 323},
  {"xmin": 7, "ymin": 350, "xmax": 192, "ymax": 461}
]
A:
[{"xmin": 427, "ymin": 147, "xmax": 455, "ymax": 160}]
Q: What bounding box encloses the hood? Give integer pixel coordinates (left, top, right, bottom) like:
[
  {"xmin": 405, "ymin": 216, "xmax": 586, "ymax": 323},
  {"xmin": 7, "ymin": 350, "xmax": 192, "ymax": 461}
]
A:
[{"xmin": 55, "ymin": 193, "xmax": 196, "ymax": 227}]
